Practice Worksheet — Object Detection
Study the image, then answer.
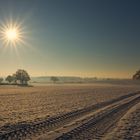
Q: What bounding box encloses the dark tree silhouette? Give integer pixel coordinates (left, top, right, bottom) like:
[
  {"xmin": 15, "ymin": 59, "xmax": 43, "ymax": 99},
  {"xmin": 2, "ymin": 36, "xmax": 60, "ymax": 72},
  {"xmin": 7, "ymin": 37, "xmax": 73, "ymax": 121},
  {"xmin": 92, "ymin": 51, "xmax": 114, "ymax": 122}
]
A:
[
  {"xmin": 50, "ymin": 76, "xmax": 59, "ymax": 83},
  {"xmin": 5, "ymin": 75, "xmax": 14, "ymax": 83},
  {"xmin": 133, "ymin": 70, "xmax": 140, "ymax": 80},
  {"xmin": 15, "ymin": 69, "xmax": 30, "ymax": 85}
]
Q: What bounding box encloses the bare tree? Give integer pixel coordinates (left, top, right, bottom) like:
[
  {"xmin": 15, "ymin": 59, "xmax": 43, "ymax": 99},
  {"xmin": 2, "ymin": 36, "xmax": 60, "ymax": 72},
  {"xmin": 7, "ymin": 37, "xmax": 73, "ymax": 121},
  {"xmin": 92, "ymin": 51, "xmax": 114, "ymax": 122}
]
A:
[
  {"xmin": 0, "ymin": 78, "xmax": 3, "ymax": 84},
  {"xmin": 15, "ymin": 69, "xmax": 30, "ymax": 85},
  {"xmin": 5, "ymin": 75, "xmax": 13, "ymax": 84},
  {"xmin": 50, "ymin": 76, "xmax": 59, "ymax": 83},
  {"xmin": 12, "ymin": 74, "xmax": 17, "ymax": 84},
  {"xmin": 133, "ymin": 69, "xmax": 140, "ymax": 80}
]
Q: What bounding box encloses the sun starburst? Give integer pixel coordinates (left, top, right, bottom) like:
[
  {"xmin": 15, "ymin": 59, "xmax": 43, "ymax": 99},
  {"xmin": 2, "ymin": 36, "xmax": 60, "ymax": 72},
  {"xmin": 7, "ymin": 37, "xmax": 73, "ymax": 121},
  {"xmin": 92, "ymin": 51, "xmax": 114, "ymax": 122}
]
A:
[
  {"xmin": 6, "ymin": 28, "xmax": 18, "ymax": 41},
  {"xmin": 0, "ymin": 21, "xmax": 25, "ymax": 47}
]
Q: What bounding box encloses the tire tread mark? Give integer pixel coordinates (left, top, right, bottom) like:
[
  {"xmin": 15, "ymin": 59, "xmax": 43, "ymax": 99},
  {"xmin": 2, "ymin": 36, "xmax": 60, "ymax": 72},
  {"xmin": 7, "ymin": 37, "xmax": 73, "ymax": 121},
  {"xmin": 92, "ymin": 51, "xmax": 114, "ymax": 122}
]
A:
[
  {"xmin": 0, "ymin": 92, "xmax": 139, "ymax": 140},
  {"xmin": 55, "ymin": 95, "xmax": 140, "ymax": 140}
]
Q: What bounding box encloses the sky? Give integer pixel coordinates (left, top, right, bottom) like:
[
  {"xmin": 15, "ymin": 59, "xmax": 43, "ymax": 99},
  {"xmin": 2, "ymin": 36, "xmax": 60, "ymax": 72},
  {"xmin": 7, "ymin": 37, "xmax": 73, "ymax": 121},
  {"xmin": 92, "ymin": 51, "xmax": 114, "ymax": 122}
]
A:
[{"xmin": 0, "ymin": 0, "xmax": 140, "ymax": 78}]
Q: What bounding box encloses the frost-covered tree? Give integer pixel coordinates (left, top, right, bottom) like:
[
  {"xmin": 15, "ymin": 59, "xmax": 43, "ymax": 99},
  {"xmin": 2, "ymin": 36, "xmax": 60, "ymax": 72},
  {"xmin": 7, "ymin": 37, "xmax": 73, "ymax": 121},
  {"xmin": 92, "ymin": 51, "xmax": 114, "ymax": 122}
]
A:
[
  {"xmin": 133, "ymin": 70, "xmax": 140, "ymax": 80},
  {"xmin": 0, "ymin": 78, "xmax": 3, "ymax": 84},
  {"xmin": 50, "ymin": 76, "xmax": 59, "ymax": 83},
  {"xmin": 5, "ymin": 75, "xmax": 14, "ymax": 83},
  {"xmin": 15, "ymin": 69, "xmax": 30, "ymax": 85}
]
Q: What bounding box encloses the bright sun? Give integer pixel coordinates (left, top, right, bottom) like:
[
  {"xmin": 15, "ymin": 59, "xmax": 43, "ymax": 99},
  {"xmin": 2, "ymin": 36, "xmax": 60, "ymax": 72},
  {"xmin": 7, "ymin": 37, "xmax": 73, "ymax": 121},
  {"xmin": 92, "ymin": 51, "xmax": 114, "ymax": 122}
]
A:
[
  {"xmin": 0, "ymin": 21, "xmax": 25, "ymax": 47},
  {"xmin": 6, "ymin": 28, "xmax": 18, "ymax": 41}
]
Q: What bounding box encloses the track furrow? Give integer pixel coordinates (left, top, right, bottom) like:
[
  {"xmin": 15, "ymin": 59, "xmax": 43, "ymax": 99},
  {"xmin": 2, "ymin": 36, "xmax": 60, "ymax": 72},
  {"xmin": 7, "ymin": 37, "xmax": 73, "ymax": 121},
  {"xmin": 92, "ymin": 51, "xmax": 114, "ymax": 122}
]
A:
[
  {"xmin": 0, "ymin": 92, "xmax": 139, "ymax": 140},
  {"xmin": 55, "ymin": 95, "xmax": 140, "ymax": 140}
]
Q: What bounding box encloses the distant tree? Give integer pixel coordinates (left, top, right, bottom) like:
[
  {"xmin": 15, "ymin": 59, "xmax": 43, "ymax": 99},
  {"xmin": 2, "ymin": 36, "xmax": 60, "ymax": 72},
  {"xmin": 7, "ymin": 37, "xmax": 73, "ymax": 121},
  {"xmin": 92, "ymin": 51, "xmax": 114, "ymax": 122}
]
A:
[
  {"xmin": 133, "ymin": 70, "xmax": 140, "ymax": 80},
  {"xmin": 5, "ymin": 75, "xmax": 13, "ymax": 83},
  {"xmin": 50, "ymin": 76, "xmax": 59, "ymax": 83},
  {"xmin": 15, "ymin": 69, "xmax": 30, "ymax": 85},
  {"xmin": 0, "ymin": 78, "xmax": 3, "ymax": 84}
]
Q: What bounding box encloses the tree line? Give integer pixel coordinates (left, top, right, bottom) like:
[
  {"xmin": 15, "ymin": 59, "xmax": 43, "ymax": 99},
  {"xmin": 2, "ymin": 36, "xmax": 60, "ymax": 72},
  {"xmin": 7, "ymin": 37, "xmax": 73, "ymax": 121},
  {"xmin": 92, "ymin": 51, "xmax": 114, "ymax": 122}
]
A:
[
  {"xmin": 0, "ymin": 69, "xmax": 30, "ymax": 85},
  {"xmin": 0, "ymin": 69, "xmax": 139, "ymax": 85}
]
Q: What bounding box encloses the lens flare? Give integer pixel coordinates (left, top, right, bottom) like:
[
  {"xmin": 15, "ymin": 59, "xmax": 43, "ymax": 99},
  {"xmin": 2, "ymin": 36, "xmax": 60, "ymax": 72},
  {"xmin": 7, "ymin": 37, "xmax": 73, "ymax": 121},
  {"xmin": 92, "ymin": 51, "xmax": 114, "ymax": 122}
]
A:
[{"xmin": 0, "ymin": 21, "xmax": 26, "ymax": 47}]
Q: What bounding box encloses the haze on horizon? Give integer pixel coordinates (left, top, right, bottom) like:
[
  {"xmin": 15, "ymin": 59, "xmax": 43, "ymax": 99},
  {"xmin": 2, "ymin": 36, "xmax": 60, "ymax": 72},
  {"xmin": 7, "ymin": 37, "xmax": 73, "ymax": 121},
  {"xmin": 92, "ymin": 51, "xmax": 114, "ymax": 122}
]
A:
[{"xmin": 0, "ymin": 0, "xmax": 140, "ymax": 79}]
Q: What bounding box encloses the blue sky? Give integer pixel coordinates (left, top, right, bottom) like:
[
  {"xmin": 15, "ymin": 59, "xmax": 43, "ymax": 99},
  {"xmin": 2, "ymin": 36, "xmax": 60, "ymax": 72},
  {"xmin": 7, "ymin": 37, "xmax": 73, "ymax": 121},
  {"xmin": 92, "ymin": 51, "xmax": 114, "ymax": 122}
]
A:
[{"xmin": 0, "ymin": 0, "xmax": 140, "ymax": 78}]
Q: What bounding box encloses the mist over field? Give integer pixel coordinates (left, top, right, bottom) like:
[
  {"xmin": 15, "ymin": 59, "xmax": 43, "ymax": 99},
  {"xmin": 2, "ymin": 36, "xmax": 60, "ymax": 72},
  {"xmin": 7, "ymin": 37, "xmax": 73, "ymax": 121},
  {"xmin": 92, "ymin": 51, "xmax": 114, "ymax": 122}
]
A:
[{"xmin": 30, "ymin": 76, "xmax": 140, "ymax": 85}]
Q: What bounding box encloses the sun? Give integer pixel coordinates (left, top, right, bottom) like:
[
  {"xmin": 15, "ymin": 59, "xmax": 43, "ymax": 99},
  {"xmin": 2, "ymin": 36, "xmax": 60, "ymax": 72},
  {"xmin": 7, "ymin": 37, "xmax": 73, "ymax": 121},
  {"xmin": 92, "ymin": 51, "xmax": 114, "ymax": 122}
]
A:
[
  {"xmin": 0, "ymin": 21, "xmax": 25, "ymax": 47},
  {"xmin": 6, "ymin": 28, "xmax": 18, "ymax": 41}
]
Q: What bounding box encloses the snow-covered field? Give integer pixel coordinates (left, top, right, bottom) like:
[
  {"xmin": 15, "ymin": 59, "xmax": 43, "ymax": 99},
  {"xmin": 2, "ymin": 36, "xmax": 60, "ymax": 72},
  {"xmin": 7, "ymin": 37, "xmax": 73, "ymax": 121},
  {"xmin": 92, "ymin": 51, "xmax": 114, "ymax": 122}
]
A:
[
  {"xmin": 104, "ymin": 101, "xmax": 140, "ymax": 140},
  {"xmin": 0, "ymin": 82, "xmax": 140, "ymax": 129}
]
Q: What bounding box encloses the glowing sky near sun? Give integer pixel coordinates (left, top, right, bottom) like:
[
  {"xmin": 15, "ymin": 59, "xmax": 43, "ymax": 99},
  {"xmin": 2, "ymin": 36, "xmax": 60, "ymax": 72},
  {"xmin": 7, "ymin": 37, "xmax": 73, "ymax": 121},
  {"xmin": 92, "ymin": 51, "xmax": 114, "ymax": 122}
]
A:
[{"xmin": 0, "ymin": 0, "xmax": 140, "ymax": 78}]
